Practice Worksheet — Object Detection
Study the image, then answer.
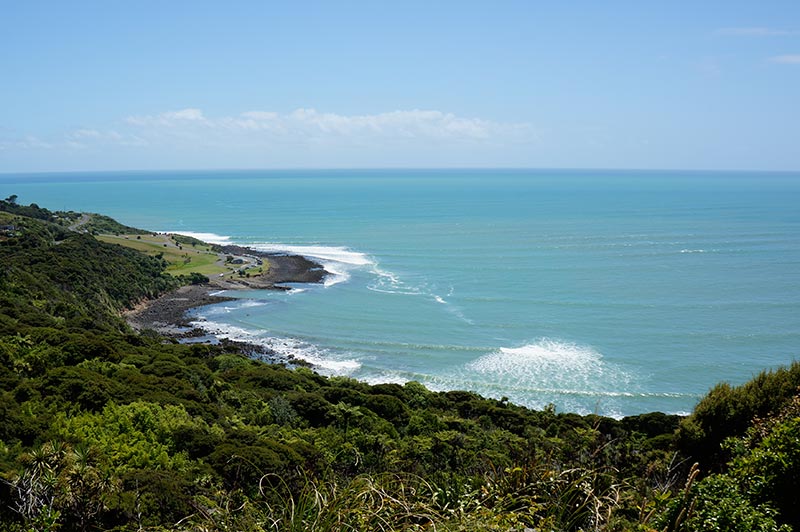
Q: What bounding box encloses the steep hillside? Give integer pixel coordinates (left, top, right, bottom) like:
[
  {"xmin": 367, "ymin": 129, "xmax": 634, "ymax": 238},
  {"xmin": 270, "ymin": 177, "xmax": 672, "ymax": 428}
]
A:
[{"xmin": 0, "ymin": 201, "xmax": 797, "ymax": 532}]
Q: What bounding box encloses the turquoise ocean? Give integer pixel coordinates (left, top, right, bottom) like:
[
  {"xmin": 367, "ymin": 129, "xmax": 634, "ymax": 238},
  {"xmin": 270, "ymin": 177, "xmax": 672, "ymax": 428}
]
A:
[{"xmin": 3, "ymin": 169, "xmax": 799, "ymax": 417}]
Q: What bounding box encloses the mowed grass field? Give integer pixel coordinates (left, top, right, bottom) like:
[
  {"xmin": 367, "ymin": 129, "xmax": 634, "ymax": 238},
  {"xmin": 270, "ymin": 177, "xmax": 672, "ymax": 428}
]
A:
[{"xmin": 97, "ymin": 234, "xmax": 230, "ymax": 276}]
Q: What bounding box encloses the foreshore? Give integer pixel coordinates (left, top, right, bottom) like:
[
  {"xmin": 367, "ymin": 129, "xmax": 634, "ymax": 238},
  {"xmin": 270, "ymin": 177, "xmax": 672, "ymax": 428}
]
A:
[{"xmin": 125, "ymin": 248, "xmax": 326, "ymax": 365}]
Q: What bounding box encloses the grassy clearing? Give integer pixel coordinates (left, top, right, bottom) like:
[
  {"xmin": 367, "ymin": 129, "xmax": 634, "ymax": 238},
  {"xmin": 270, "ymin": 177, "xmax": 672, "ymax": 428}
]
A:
[{"xmin": 97, "ymin": 233, "xmax": 230, "ymax": 276}]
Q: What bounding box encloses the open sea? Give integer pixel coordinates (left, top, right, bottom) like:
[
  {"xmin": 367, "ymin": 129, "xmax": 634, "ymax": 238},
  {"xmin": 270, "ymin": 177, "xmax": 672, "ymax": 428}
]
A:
[{"xmin": 3, "ymin": 169, "xmax": 799, "ymax": 417}]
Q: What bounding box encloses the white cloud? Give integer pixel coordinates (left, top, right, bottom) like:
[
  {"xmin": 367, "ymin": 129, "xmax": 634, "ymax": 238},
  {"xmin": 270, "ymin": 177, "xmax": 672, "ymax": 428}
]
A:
[
  {"xmin": 165, "ymin": 108, "xmax": 205, "ymax": 121},
  {"xmin": 0, "ymin": 135, "xmax": 53, "ymax": 151},
  {"xmin": 269, "ymin": 108, "xmax": 497, "ymax": 139},
  {"xmin": 122, "ymin": 107, "xmax": 533, "ymax": 146},
  {"xmin": 715, "ymin": 27, "xmax": 796, "ymax": 36},
  {"xmin": 240, "ymin": 111, "xmax": 279, "ymax": 120},
  {"xmin": 769, "ymin": 54, "xmax": 800, "ymax": 64},
  {"xmin": 60, "ymin": 128, "xmax": 137, "ymax": 149},
  {"xmin": 70, "ymin": 128, "xmax": 103, "ymax": 139},
  {"xmin": 126, "ymin": 108, "xmax": 207, "ymax": 126},
  {"xmin": 0, "ymin": 108, "xmax": 535, "ymax": 169}
]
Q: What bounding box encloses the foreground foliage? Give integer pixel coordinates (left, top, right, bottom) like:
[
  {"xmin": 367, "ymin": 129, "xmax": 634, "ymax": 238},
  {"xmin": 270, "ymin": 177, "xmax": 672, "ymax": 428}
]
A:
[{"xmin": 0, "ymin": 200, "xmax": 798, "ymax": 531}]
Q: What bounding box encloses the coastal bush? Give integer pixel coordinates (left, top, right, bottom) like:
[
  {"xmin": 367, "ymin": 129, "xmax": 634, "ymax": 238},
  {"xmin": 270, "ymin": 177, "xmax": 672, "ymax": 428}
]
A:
[
  {"xmin": 363, "ymin": 393, "xmax": 409, "ymax": 426},
  {"xmin": 677, "ymin": 363, "xmax": 800, "ymax": 470},
  {"xmin": 725, "ymin": 398, "xmax": 800, "ymax": 529},
  {"xmin": 183, "ymin": 271, "xmax": 209, "ymax": 284},
  {"xmin": 659, "ymin": 472, "xmax": 789, "ymax": 532},
  {"xmin": 42, "ymin": 366, "xmax": 118, "ymax": 411},
  {"xmin": 2, "ymin": 202, "xmax": 798, "ymax": 531}
]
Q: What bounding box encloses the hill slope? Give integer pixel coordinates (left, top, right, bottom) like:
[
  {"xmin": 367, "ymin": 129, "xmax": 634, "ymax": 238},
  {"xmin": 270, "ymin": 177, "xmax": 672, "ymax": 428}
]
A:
[{"xmin": 0, "ymin": 200, "xmax": 797, "ymax": 532}]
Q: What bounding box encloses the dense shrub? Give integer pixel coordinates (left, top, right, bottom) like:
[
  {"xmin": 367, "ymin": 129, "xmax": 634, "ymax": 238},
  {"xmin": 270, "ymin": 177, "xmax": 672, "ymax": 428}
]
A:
[
  {"xmin": 677, "ymin": 363, "xmax": 800, "ymax": 469},
  {"xmin": 1, "ymin": 202, "xmax": 797, "ymax": 532}
]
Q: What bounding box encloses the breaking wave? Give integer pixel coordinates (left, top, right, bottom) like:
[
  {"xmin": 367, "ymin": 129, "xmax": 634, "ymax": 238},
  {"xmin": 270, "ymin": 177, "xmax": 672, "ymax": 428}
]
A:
[
  {"xmin": 168, "ymin": 231, "xmax": 232, "ymax": 245},
  {"xmin": 466, "ymin": 338, "xmax": 637, "ymax": 400},
  {"xmin": 191, "ymin": 319, "xmax": 361, "ymax": 373},
  {"xmin": 250, "ymin": 243, "xmax": 371, "ymax": 287},
  {"xmin": 249, "ymin": 243, "xmax": 465, "ymax": 321}
]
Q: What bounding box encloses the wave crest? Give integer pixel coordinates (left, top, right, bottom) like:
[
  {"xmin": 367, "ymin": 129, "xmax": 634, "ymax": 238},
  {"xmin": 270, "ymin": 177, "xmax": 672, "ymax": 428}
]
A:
[
  {"xmin": 168, "ymin": 231, "xmax": 232, "ymax": 245},
  {"xmin": 467, "ymin": 338, "xmax": 635, "ymax": 396},
  {"xmin": 191, "ymin": 319, "xmax": 361, "ymax": 373},
  {"xmin": 251, "ymin": 243, "xmax": 372, "ymax": 286}
]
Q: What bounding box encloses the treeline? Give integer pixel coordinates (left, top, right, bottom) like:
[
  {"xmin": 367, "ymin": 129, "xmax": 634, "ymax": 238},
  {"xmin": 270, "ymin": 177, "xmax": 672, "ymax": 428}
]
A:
[
  {"xmin": 0, "ymin": 194, "xmax": 148, "ymax": 235},
  {"xmin": 0, "ymin": 210, "xmax": 179, "ymax": 333},
  {"xmin": 0, "ymin": 202, "xmax": 798, "ymax": 531}
]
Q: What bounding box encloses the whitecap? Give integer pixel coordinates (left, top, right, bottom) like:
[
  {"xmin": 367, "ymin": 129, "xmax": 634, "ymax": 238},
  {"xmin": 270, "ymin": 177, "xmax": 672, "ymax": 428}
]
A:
[
  {"xmin": 251, "ymin": 243, "xmax": 371, "ymax": 265},
  {"xmin": 361, "ymin": 371, "xmax": 415, "ymax": 387},
  {"xmin": 189, "ymin": 319, "xmax": 361, "ymax": 373},
  {"xmin": 166, "ymin": 231, "xmax": 232, "ymax": 245},
  {"xmin": 466, "ymin": 338, "xmax": 635, "ymax": 397},
  {"xmin": 250, "ymin": 243, "xmax": 374, "ymax": 287},
  {"xmin": 371, "ymin": 265, "xmax": 407, "ymax": 292},
  {"xmin": 238, "ymin": 300, "xmax": 268, "ymax": 309}
]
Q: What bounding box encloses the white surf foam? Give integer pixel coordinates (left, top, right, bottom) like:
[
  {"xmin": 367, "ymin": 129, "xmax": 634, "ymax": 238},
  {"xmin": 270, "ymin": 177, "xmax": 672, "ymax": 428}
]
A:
[
  {"xmin": 251, "ymin": 243, "xmax": 373, "ymax": 287},
  {"xmin": 361, "ymin": 371, "xmax": 415, "ymax": 387},
  {"xmin": 251, "ymin": 243, "xmax": 371, "ymax": 265},
  {"xmin": 367, "ymin": 266, "xmax": 473, "ymax": 323},
  {"xmin": 467, "ymin": 338, "xmax": 635, "ymax": 397},
  {"xmin": 195, "ymin": 298, "xmax": 266, "ymax": 316},
  {"xmin": 167, "ymin": 231, "xmax": 232, "ymax": 245},
  {"xmin": 370, "ymin": 265, "xmax": 409, "ymax": 293},
  {"xmin": 190, "ymin": 237, "xmax": 472, "ymax": 324},
  {"xmin": 190, "ymin": 318, "xmax": 361, "ymax": 373},
  {"xmin": 173, "ymin": 237, "xmax": 454, "ymax": 319},
  {"xmin": 238, "ymin": 300, "xmax": 268, "ymax": 309}
]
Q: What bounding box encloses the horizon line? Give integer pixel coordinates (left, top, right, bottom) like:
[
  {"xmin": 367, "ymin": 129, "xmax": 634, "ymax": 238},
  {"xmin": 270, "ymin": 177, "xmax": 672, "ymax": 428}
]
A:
[{"xmin": 2, "ymin": 166, "xmax": 800, "ymax": 177}]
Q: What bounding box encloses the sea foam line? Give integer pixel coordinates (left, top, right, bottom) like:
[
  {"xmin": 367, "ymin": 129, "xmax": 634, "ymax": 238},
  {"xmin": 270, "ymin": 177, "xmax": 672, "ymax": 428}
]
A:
[
  {"xmin": 250, "ymin": 243, "xmax": 451, "ymax": 310},
  {"xmin": 191, "ymin": 318, "xmax": 361, "ymax": 373},
  {"xmin": 250, "ymin": 243, "xmax": 372, "ymax": 287},
  {"xmin": 167, "ymin": 230, "xmax": 232, "ymax": 245},
  {"xmin": 175, "ymin": 233, "xmax": 469, "ymax": 322},
  {"xmin": 167, "ymin": 233, "xmax": 437, "ymax": 301}
]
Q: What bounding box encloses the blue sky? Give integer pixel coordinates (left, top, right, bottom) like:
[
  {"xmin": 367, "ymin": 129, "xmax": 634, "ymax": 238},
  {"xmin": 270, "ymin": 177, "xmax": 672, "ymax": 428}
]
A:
[{"xmin": 1, "ymin": 1, "xmax": 799, "ymax": 172}]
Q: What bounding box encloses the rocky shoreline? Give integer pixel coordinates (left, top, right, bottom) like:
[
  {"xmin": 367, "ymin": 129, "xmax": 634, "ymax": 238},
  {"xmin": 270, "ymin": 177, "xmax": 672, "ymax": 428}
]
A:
[{"xmin": 125, "ymin": 250, "xmax": 326, "ymax": 365}]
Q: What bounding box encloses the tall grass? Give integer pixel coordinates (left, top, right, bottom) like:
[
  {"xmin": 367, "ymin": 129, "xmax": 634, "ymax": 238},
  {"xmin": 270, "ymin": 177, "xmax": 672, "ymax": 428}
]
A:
[{"xmin": 179, "ymin": 461, "xmax": 665, "ymax": 532}]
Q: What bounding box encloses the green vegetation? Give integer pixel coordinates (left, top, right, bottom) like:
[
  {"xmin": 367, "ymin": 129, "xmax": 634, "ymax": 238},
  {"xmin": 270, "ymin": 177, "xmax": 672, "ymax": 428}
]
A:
[
  {"xmin": 97, "ymin": 234, "xmax": 229, "ymax": 277},
  {"xmin": 676, "ymin": 362, "xmax": 800, "ymax": 471},
  {"xmin": 0, "ymin": 199, "xmax": 798, "ymax": 531},
  {"xmin": 0, "ymin": 195, "xmax": 147, "ymax": 235}
]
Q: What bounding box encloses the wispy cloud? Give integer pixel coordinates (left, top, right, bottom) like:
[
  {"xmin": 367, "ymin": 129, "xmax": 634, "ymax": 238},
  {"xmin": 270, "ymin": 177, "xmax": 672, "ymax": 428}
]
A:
[
  {"xmin": 715, "ymin": 27, "xmax": 797, "ymax": 37},
  {"xmin": 0, "ymin": 107, "xmax": 535, "ymax": 169},
  {"xmin": 64, "ymin": 128, "xmax": 147, "ymax": 148},
  {"xmin": 769, "ymin": 54, "xmax": 800, "ymax": 64},
  {"xmin": 122, "ymin": 108, "xmax": 531, "ymax": 144},
  {"xmin": 125, "ymin": 108, "xmax": 207, "ymax": 127},
  {"xmin": 0, "ymin": 135, "xmax": 53, "ymax": 151}
]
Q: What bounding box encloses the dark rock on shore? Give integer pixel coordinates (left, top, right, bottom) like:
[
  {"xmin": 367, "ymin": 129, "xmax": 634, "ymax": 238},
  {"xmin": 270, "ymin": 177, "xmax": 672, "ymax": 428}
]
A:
[
  {"xmin": 125, "ymin": 251, "xmax": 325, "ymax": 345},
  {"xmin": 217, "ymin": 245, "xmax": 326, "ymax": 284}
]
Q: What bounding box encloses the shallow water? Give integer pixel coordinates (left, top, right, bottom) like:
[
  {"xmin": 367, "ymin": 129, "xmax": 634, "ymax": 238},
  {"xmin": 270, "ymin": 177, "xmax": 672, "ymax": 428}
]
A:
[{"xmin": 4, "ymin": 169, "xmax": 799, "ymax": 416}]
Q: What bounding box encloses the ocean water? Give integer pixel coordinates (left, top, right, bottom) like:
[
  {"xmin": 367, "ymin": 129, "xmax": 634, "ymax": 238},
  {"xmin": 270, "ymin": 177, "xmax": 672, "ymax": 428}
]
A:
[{"xmin": 3, "ymin": 169, "xmax": 799, "ymax": 417}]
